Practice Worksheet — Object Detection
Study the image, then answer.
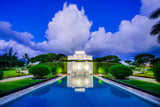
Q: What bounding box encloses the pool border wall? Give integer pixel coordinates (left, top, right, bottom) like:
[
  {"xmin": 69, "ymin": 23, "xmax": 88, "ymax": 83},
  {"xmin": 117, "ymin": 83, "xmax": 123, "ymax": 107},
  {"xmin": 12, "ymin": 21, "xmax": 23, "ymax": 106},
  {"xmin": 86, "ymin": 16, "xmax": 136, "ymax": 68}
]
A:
[
  {"xmin": 94, "ymin": 75, "xmax": 160, "ymax": 105},
  {"xmin": 0, "ymin": 76, "xmax": 66, "ymax": 106}
]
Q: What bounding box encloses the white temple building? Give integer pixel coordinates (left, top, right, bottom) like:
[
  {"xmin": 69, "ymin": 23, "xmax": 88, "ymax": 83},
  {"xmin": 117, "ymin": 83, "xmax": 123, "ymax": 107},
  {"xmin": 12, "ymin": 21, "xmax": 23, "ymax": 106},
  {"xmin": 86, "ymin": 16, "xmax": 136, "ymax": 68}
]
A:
[
  {"xmin": 67, "ymin": 51, "xmax": 93, "ymax": 74},
  {"xmin": 68, "ymin": 51, "xmax": 92, "ymax": 60}
]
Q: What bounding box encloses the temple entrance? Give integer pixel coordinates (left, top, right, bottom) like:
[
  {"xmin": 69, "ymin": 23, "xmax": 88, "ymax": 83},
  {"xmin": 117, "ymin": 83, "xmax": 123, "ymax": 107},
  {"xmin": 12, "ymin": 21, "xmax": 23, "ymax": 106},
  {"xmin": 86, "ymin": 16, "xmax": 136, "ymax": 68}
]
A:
[
  {"xmin": 67, "ymin": 51, "xmax": 93, "ymax": 74},
  {"xmin": 67, "ymin": 61, "xmax": 93, "ymax": 74}
]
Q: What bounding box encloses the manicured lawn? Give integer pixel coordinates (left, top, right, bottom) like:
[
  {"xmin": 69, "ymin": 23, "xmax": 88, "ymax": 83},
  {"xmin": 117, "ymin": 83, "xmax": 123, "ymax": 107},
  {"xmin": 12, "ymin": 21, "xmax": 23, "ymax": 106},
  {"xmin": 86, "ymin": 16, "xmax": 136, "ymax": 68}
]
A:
[
  {"xmin": 119, "ymin": 79, "xmax": 160, "ymax": 94},
  {"xmin": 2, "ymin": 69, "xmax": 28, "ymax": 78},
  {"xmin": 0, "ymin": 78, "xmax": 43, "ymax": 93},
  {"xmin": 133, "ymin": 69, "xmax": 154, "ymax": 78},
  {"xmin": 103, "ymin": 74, "xmax": 160, "ymax": 94}
]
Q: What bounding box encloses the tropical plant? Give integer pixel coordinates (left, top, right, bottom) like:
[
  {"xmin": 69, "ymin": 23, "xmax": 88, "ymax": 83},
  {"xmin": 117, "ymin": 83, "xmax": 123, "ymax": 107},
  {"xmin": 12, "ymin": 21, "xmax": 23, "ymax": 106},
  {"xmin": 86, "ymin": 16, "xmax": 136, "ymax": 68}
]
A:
[
  {"xmin": 22, "ymin": 53, "xmax": 29, "ymax": 63},
  {"xmin": 153, "ymin": 61, "xmax": 160, "ymax": 83},
  {"xmin": 29, "ymin": 65, "xmax": 50, "ymax": 78},
  {"xmin": 109, "ymin": 65, "xmax": 133, "ymax": 79},
  {"xmin": 150, "ymin": 7, "xmax": 160, "ymax": 43}
]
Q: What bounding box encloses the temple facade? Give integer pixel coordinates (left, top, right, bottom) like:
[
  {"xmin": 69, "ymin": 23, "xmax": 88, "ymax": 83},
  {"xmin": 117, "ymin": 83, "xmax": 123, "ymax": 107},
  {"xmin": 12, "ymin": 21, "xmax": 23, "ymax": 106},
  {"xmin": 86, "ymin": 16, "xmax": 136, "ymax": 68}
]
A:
[
  {"xmin": 68, "ymin": 51, "xmax": 92, "ymax": 60},
  {"xmin": 67, "ymin": 51, "xmax": 93, "ymax": 74}
]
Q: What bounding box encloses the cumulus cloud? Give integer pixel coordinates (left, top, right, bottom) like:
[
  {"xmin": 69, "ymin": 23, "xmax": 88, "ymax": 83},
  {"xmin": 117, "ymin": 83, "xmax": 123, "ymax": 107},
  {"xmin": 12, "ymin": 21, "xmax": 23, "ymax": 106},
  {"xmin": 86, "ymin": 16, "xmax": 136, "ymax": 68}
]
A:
[
  {"xmin": 0, "ymin": 21, "xmax": 34, "ymax": 47},
  {"xmin": 0, "ymin": 39, "xmax": 41, "ymax": 58},
  {"xmin": 140, "ymin": 0, "xmax": 160, "ymax": 16},
  {"xmin": 84, "ymin": 0, "xmax": 160, "ymax": 57},
  {"xmin": 1, "ymin": 0, "xmax": 160, "ymax": 58},
  {"xmin": 35, "ymin": 3, "xmax": 92, "ymax": 54},
  {"xmin": 85, "ymin": 15, "xmax": 159, "ymax": 57}
]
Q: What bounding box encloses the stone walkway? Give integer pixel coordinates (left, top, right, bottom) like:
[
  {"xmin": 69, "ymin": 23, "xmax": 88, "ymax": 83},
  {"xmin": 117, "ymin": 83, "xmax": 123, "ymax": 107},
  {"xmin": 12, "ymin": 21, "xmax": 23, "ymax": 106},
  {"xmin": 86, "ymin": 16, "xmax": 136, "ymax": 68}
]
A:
[
  {"xmin": 129, "ymin": 76, "xmax": 157, "ymax": 83},
  {"xmin": 0, "ymin": 75, "xmax": 33, "ymax": 83}
]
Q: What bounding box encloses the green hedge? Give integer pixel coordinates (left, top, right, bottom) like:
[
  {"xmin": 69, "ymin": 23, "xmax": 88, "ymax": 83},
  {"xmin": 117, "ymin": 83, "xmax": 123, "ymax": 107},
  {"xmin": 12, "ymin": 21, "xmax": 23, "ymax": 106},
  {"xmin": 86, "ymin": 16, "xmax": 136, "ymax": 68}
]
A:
[
  {"xmin": 40, "ymin": 62, "xmax": 67, "ymax": 74},
  {"xmin": 93, "ymin": 62, "xmax": 119, "ymax": 74}
]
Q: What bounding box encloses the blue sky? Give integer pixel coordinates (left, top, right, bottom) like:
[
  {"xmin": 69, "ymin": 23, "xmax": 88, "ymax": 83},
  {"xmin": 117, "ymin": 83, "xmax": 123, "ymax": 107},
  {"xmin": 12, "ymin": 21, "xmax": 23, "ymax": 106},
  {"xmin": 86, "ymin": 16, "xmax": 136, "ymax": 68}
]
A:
[
  {"xmin": 0, "ymin": 0, "xmax": 160, "ymax": 60},
  {"xmin": 0, "ymin": 0, "xmax": 141, "ymax": 42}
]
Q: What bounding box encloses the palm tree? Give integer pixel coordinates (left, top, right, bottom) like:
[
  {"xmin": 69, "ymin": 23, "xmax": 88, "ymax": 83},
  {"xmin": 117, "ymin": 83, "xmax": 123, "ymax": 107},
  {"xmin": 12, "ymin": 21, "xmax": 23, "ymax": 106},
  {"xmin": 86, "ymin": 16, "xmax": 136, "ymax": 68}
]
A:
[
  {"xmin": 150, "ymin": 7, "xmax": 160, "ymax": 43},
  {"xmin": 22, "ymin": 53, "xmax": 29, "ymax": 63}
]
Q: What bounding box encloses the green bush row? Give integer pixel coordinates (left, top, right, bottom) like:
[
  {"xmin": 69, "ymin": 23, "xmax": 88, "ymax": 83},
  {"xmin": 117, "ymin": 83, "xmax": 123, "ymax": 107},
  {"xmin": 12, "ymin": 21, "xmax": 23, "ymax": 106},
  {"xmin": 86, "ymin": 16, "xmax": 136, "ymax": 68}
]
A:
[
  {"xmin": 39, "ymin": 62, "xmax": 67, "ymax": 74},
  {"xmin": 93, "ymin": 62, "xmax": 119, "ymax": 74},
  {"xmin": 98, "ymin": 66, "xmax": 109, "ymax": 74}
]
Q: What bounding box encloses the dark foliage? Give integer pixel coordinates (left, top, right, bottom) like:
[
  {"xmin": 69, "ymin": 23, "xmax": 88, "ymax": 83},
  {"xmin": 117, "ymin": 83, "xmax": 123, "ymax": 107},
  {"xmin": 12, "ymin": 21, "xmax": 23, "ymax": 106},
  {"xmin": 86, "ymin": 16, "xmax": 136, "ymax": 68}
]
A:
[
  {"xmin": 29, "ymin": 65, "xmax": 50, "ymax": 78},
  {"xmin": 109, "ymin": 65, "xmax": 133, "ymax": 79},
  {"xmin": 153, "ymin": 61, "xmax": 160, "ymax": 83},
  {"xmin": 0, "ymin": 69, "xmax": 3, "ymax": 80}
]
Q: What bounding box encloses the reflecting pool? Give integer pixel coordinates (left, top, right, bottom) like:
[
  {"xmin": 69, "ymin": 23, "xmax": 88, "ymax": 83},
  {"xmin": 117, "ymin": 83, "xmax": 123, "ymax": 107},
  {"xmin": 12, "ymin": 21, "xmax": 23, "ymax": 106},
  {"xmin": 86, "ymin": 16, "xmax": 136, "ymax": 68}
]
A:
[{"xmin": 5, "ymin": 75, "xmax": 157, "ymax": 107}]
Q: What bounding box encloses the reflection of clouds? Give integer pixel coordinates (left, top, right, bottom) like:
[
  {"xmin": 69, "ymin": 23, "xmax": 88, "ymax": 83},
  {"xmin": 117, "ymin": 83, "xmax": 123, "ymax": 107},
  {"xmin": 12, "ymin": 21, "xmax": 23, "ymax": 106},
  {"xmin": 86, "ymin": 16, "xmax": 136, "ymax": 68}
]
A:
[
  {"xmin": 67, "ymin": 62, "xmax": 93, "ymax": 74},
  {"xmin": 67, "ymin": 75, "xmax": 93, "ymax": 92}
]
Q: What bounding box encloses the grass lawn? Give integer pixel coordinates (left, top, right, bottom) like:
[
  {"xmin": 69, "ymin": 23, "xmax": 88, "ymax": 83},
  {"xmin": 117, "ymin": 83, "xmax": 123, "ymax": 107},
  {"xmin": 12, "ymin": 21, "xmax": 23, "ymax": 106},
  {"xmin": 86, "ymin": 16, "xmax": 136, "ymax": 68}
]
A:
[
  {"xmin": 119, "ymin": 79, "xmax": 160, "ymax": 94},
  {"xmin": 3, "ymin": 69, "xmax": 28, "ymax": 78},
  {"xmin": 133, "ymin": 69, "xmax": 154, "ymax": 78},
  {"xmin": 103, "ymin": 74, "xmax": 160, "ymax": 94},
  {"xmin": 0, "ymin": 78, "xmax": 43, "ymax": 93}
]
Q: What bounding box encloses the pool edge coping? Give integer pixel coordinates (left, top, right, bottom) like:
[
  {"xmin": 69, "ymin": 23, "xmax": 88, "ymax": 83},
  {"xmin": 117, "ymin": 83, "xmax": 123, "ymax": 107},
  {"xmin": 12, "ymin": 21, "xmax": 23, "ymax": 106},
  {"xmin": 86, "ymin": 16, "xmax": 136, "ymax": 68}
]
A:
[
  {"xmin": 0, "ymin": 75, "xmax": 66, "ymax": 106},
  {"xmin": 94, "ymin": 75, "xmax": 160, "ymax": 106}
]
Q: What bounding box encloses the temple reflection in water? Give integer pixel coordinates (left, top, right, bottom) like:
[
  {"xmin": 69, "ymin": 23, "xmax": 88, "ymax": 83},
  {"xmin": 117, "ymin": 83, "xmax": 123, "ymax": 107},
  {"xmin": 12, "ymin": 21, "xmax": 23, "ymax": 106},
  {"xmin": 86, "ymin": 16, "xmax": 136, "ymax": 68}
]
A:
[{"xmin": 67, "ymin": 75, "xmax": 93, "ymax": 92}]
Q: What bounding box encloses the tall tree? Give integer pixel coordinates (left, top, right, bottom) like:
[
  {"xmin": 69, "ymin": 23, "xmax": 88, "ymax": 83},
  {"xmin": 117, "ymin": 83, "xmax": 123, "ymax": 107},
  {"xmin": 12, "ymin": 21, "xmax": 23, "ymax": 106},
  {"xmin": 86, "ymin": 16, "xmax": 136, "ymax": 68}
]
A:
[
  {"xmin": 150, "ymin": 7, "xmax": 160, "ymax": 43},
  {"xmin": 22, "ymin": 53, "xmax": 29, "ymax": 65},
  {"xmin": 103, "ymin": 55, "xmax": 121, "ymax": 62},
  {"xmin": 134, "ymin": 54, "xmax": 155, "ymax": 66}
]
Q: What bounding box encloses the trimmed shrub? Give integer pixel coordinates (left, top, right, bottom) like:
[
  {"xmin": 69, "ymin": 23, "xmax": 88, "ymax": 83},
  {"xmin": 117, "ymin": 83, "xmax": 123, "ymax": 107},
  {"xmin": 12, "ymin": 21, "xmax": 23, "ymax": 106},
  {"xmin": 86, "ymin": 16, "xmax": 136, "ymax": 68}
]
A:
[
  {"xmin": 109, "ymin": 65, "xmax": 133, "ymax": 79},
  {"xmin": 0, "ymin": 69, "xmax": 3, "ymax": 80},
  {"xmin": 98, "ymin": 66, "xmax": 109, "ymax": 74},
  {"xmin": 29, "ymin": 65, "xmax": 50, "ymax": 78},
  {"xmin": 153, "ymin": 61, "xmax": 160, "ymax": 83},
  {"xmin": 40, "ymin": 62, "xmax": 67, "ymax": 74},
  {"xmin": 93, "ymin": 62, "xmax": 119, "ymax": 74},
  {"xmin": 51, "ymin": 66, "xmax": 62, "ymax": 74}
]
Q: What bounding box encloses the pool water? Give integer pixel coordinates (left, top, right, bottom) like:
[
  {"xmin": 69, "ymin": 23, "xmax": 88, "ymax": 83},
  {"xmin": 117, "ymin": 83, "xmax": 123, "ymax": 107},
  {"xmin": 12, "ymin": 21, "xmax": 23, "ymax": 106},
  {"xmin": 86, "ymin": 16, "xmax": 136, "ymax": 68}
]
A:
[{"xmin": 5, "ymin": 75, "xmax": 158, "ymax": 107}]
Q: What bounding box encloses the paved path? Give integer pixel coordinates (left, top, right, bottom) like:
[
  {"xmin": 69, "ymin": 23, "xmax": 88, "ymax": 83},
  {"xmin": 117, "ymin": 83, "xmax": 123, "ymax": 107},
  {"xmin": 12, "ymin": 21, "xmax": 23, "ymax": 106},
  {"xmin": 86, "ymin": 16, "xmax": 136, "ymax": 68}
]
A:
[
  {"xmin": 0, "ymin": 75, "xmax": 33, "ymax": 83},
  {"xmin": 129, "ymin": 76, "xmax": 157, "ymax": 83}
]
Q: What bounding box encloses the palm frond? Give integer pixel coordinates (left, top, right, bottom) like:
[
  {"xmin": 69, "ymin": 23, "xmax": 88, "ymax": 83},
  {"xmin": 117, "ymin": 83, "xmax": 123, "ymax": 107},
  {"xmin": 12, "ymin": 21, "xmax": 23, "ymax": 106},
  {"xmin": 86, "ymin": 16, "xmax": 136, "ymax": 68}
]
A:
[
  {"xmin": 150, "ymin": 7, "xmax": 160, "ymax": 19},
  {"xmin": 150, "ymin": 21, "xmax": 160, "ymax": 35},
  {"xmin": 157, "ymin": 34, "xmax": 160, "ymax": 44}
]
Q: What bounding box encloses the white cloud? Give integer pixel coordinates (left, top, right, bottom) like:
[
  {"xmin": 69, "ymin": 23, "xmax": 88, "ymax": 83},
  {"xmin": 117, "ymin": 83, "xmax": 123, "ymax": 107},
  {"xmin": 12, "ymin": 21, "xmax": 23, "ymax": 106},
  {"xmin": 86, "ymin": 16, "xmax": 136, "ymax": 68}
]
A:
[
  {"xmin": 85, "ymin": 0, "xmax": 160, "ymax": 57},
  {"xmin": 1, "ymin": 0, "xmax": 160, "ymax": 58},
  {"xmin": 140, "ymin": 0, "xmax": 160, "ymax": 16},
  {"xmin": 0, "ymin": 21, "xmax": 34, "ymax": 47},
  {"xmin": 35, "ymin": 3, "xmax": 92, "ymax": 54},
  {"xmin": 0, "ymin": 40, "xmax": 41, "ymax": 58}
]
